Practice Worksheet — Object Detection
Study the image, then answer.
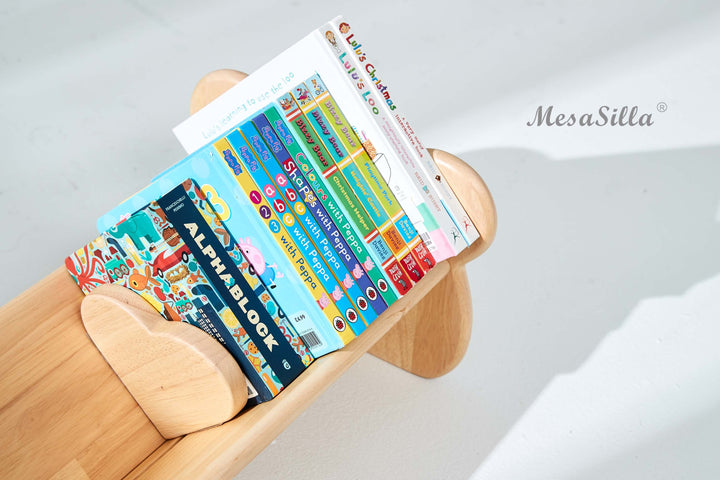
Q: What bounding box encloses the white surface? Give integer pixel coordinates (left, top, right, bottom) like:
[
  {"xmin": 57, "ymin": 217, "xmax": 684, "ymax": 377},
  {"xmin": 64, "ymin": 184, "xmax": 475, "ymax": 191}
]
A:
[{"xmin": 2, "ymin": 1, "xmax": 720, "ymax": 479}]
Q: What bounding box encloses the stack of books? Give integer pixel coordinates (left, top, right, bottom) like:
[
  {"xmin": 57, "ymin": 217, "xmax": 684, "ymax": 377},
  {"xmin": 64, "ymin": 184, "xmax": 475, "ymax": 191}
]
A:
[{"xmin": 65, "ymin": 16, "xmax": 480, "ymax": 407}]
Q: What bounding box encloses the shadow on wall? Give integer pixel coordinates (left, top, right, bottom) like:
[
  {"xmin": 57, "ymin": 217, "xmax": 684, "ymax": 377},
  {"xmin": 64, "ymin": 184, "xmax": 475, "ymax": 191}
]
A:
[{"xmin": 237, "ymin": 145, "xmax": 720, "ymax": 480}]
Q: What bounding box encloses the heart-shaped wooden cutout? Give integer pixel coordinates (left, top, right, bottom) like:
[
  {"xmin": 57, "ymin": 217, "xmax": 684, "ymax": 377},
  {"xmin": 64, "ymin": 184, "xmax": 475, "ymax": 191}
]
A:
[{"xmin": 81, "ymin": 284, "xmax": 247, "ymax": 439}]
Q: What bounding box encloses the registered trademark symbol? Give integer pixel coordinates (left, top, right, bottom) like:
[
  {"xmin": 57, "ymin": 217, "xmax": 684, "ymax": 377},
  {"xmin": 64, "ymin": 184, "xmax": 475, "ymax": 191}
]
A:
[{"xmin": 657, "ymin": 102, "xmax": 668, "ymax": 112}]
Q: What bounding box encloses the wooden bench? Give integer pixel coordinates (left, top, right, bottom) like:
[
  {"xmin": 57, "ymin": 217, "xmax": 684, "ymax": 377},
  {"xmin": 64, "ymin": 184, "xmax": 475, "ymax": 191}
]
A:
[{"xmin": 0, "ymin": 70, "xmax": 497, "ymax": 479}]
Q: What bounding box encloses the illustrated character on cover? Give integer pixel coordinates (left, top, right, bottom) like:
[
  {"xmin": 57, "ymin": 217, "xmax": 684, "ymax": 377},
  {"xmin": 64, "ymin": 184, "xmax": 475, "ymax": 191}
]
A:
[
  {"xmin": 317, "ymin": 292, "xmax": 330, "ymax": 309},
  {"xmin": 65, "ymin": 241, "xmax": 110, "ymax": 294},
  {"xmin": 295, "ymin": 87, "xmax": 310, "ymax": 103},
  {"xmin": 245, "ymin": 342, "xmax": 263, "ymax": 372},
  {"xmin": 107, "ymin": 212, "xmax": 160, "ymax": 250},
  {"xmin": 127, "ymin": 264, "xmax": 160, "ymax": 293},
  {"xmin": 278, "ymin": 96, "xmax": 293, "ymax": 111},
  {"xmin": 324, "ymin": 30, "xmax": 337, "ymax": 46},
  {"xmin": 351, "ymin": 263, "xmax": 365, "ymax": 280},
  {"xmin": 236, "ymin": 237, "xmax": 284, "ymax": 289}
]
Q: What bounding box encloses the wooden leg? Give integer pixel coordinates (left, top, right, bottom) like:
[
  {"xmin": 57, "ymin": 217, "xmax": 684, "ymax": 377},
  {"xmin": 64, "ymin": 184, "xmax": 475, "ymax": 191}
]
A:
[
  {"xmin": 188, "ymin": 70, "xmax": 498, "ymax": 380},
  {"xmin": 369, "ymin": 257, "xmax": 472, "ymax": 378},
  {"xmin": 369, "ymin": 149, "xmax": 496, "ymax": 377},
  {"xmin": 189, "ymin": 69, "xmax": 248, "ymax": 115},
  {"xmin": 81, "ymin": 284, "xmax": 248, "ymax": 439}
]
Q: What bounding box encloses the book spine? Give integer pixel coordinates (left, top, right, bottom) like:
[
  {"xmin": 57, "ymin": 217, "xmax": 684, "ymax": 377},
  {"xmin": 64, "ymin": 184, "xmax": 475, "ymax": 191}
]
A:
[
  {"xmin": 231, "ymin": 122, "xmax": 368, "ymax": 336},
  {"xmin": 329, "ymin": 17, "xmax": 480, "ymax": 247},
  {"xmin": 212, "ymin": 136, "xmax": 357, "ymax": 345},
  {"xmin": 290, "ymin": 84, "xmax": 424, "ymax": 285},
  {"xmin": 319, "ymin": 20, "xmax": 463, "ymax": 259},
  {"xmin": 253, "ymin": 109, "xmax": 387, "ymax": 320},
  {"xmin": 277, "ymin": 93, "xmax": 412, "ymax": 297},
  {"xmin": 157, "ymin": 183, "xmax": 308, "ymax": 387},
  {"xmin": 306, "ymin": 74, "xmax": 436, "ymax": 273},
  {"xmin": 263, "ymin": 105, "xmax": 398, "ymax": 308},
  {"xmin": 181, "ymin": 178, "xmax": 314, "ymax": 367}
]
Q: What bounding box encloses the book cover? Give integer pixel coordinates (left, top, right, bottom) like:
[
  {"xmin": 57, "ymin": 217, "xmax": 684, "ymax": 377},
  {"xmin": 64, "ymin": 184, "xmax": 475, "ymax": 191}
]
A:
[
  {"xmin": 70, "ymin": 200, "xmax": 290, "ymax": 404},
  {"xmin": 179, "ymin": 178, "xmax": 314, "ymax": 368},
  {"xmin": 157, "ymin": 181, "xmax": 307, "ymax": 388}
]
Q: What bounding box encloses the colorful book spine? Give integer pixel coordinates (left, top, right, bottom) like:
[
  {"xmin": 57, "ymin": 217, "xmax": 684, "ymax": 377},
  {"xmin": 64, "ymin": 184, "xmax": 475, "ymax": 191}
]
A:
[
  {"xmin": 276, "ymin": 93, "xmax": 412, "ymax": 297},
  {"xmin": 212, "ymin": 136, "xmax": 357, "ymax": 345},
  {"xmin": 319, "ymin": 20, "xmax": 464, "ymax": 260},
  {"xmin": 263, "ymin": 105, "xmax": 399, "ymax": 307},
  {"xmin": 98, "ymin": 146, "xmax": 346, "ymax": 357},
  {"xmin": 290, "ymin": 84, "xmax": 425, "ymax": 285},
  {"xmin": 327, "ymin": 16, "xmax": 480, "ymax": 247},
  {"xmin": 252, "ymin": 110, "xmax": 388, "ymax": 320},
  {"xmin": 305, "ymin": 74, "xmax": 436, "ymax": 274},
  {"xmin": 225, "ymin": 125, "xmax": 366, "ymax": 336}
]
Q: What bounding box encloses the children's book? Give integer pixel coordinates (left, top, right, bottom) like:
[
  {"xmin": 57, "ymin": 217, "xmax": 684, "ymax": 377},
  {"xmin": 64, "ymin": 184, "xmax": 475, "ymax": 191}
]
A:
[{"xmin": 304, "ymin": 74, "xmax": 436, "ymax": 274}]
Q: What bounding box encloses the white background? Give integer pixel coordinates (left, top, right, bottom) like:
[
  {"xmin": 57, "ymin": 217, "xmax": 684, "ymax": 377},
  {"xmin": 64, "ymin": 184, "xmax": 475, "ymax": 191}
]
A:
[{"xmin": 2, "ymin": 1, "xmax": 720, "ymax": 479}]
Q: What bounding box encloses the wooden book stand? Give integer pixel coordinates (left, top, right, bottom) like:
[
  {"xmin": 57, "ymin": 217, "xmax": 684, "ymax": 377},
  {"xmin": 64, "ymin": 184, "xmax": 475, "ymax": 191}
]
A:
[{"xmin": 0, "ymin": 70, "xmax": 496, "ymax": 479}]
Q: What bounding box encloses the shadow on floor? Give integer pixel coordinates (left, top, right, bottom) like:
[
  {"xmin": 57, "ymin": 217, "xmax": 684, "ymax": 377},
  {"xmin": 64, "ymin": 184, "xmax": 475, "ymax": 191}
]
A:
[{"xmin": 237, "ymin": 145, "xmax": 720, "ymax": 480}]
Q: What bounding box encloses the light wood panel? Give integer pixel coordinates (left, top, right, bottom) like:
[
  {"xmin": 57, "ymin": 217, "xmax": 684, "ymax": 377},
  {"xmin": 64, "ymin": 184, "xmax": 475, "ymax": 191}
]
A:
[
  {"xmin": 82, "ymin": 284, "xmax": 247, "ymax": 439},
  {"xmin": 0, "ymin": 270, "xmax": 165, "ymax": 480}
]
